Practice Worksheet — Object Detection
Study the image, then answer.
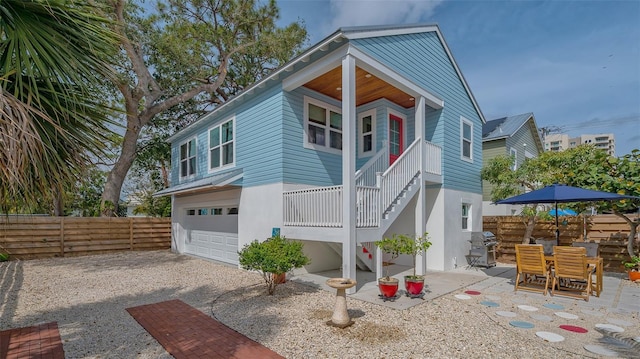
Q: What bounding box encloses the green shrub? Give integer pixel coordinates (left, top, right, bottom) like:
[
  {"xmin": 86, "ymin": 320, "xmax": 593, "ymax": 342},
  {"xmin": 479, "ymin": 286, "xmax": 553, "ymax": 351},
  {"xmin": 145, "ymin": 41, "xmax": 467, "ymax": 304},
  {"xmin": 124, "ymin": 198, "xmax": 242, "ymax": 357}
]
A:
[{"xmin": 238, "ymin": 235, "xmax": 310, "ymax": 295}]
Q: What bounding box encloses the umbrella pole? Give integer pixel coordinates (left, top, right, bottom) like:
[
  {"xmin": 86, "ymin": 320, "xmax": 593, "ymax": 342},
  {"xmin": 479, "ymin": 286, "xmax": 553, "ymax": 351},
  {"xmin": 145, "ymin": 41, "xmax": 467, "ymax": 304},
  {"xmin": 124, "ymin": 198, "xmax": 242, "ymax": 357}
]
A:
[{"xmin": 555, "ymin": 202, "xmax": 560, "ymax": 246}]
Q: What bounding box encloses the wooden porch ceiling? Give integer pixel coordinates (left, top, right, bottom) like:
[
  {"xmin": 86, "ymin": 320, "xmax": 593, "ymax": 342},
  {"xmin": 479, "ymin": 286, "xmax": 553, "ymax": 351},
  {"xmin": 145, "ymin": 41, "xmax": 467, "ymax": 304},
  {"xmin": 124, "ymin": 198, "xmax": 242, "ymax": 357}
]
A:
[{"xmin": 303, "ymin": 66, "xmax": 416, "ymax": 108}]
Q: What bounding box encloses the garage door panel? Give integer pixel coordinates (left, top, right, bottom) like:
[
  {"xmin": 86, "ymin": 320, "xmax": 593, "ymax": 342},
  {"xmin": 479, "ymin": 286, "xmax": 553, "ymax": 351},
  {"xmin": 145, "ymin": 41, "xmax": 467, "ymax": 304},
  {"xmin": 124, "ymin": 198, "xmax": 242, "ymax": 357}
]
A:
[{"xmin": 185, "ymin": 230, "xmax": 238, "ymax": 265}]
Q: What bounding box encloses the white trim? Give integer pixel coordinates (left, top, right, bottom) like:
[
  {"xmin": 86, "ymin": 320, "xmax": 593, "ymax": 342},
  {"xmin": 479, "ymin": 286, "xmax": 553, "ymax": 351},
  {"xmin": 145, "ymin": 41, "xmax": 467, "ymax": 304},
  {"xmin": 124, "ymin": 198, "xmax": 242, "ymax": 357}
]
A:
[
  {"xmin": 358, "ymin": 109, "xmax": 377, "ymax": 158},
  {"xmin": 387, "ymin": 108, "xmax": 407, "ymax": 156},
  {"xmin": 282, "ymin": 44, "xmax": 348, "ymax": 91},
  {"xmin": 179, "ymin": 137, "xmax": 197, "ymax": 180},
  {"xmin": 347, "ymin": 46, "xmax": 444, "ymax": 109},
  {"xmin": 344, "ymin": 25, "xmax": 440, "ymax": 40},
  {"xmin": 207, "ymin": 116, "xmax": 236, "ymax": 173},
  {"xmin": 303, "ymin": 96, "xmax": 342, "ymax": 155},
  {"xmin": 460, "ymin": 116, "xmax": 473, "ymax": 163}
]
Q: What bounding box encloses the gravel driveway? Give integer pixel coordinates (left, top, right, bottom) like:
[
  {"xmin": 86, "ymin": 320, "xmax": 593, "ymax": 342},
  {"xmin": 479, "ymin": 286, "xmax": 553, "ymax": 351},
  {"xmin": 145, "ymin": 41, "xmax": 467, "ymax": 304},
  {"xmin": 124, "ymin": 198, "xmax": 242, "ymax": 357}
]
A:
[{"xmin": 0, "ymin": 251, "xmax": 637, "ymax": 358}]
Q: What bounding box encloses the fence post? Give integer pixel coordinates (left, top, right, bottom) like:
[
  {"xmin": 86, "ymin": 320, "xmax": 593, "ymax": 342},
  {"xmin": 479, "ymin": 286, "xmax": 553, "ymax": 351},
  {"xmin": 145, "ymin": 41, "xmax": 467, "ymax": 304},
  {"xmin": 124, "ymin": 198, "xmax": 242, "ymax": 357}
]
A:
[
  {"xmin": 60, "ymin": 217, "xmax": 65, "ymax": 257},
  {"xmin": 129, "ymin": 217, "xmax": 134, "ymax": 251}
]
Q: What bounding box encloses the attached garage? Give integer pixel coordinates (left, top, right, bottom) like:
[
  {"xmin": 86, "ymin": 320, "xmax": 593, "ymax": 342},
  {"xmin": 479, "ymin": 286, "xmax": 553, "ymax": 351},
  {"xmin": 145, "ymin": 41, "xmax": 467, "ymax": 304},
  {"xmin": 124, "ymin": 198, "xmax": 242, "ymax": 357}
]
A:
[{"xmin": 182, "ymin": 206, "xmax": 239, "ymax": 265}]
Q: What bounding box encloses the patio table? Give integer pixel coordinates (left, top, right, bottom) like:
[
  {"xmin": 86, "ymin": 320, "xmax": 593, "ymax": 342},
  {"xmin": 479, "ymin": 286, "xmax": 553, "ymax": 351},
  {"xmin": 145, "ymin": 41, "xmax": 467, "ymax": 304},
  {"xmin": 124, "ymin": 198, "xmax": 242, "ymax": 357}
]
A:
[{"xmin": 545, "ymin": 255, "xmax": 603, "ymax": 297}]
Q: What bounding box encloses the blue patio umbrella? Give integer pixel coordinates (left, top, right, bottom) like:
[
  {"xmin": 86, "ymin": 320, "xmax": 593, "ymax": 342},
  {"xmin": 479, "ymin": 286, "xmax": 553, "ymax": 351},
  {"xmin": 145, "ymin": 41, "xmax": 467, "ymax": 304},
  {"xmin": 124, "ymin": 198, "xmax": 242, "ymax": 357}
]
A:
[{"xmin": 495, "ymin": 184, "xmax": 639, "ymax": 244}]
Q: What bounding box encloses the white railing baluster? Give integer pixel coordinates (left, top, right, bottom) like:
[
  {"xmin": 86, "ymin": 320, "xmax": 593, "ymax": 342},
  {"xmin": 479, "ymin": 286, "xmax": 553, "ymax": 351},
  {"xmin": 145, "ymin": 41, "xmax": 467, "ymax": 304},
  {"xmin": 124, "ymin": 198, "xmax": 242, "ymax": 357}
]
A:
[{"xmin": 355, "ymin": 144, "xmax": 388, "ymax": 187}]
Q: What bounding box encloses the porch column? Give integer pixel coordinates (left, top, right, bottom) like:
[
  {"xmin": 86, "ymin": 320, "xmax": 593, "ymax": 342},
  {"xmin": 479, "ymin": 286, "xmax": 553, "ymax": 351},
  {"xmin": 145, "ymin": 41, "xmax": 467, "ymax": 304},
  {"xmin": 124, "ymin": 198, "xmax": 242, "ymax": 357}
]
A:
[
  {"xmin": 414, "ymin": 96, "xmax": 427, "ymax": 275},
  {"xmin": 342, "ymin": 54, "xmax": 357, "ymax": 293}
]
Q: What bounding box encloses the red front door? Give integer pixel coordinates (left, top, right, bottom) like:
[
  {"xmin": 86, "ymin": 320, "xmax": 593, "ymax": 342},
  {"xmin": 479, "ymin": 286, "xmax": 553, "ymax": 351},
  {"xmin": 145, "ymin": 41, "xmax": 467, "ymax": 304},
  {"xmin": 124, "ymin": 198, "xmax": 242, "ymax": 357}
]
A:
[{"xmin": 389, "ymin": 114, "xmax": 403, "ymax": 165}]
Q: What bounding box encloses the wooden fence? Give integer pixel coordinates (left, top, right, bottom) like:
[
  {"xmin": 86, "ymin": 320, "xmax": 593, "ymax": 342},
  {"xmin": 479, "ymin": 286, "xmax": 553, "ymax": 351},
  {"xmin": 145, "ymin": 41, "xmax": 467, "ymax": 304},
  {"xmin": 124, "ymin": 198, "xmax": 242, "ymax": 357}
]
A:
[
  {"xmin": 484, "ymin": 214, "xmax": 638, "ymax": 272},
  {"xmin": 0, "ymin": 216, "xmax": 171, "ymax": 260}
]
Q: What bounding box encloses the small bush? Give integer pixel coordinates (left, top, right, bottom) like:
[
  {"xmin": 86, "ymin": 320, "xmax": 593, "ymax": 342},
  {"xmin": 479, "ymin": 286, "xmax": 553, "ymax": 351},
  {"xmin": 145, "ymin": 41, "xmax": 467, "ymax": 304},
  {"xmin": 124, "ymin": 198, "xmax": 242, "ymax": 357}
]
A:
[{"xmin": 238, "ymin": 235, "xmax": 310, "ymax": 295}]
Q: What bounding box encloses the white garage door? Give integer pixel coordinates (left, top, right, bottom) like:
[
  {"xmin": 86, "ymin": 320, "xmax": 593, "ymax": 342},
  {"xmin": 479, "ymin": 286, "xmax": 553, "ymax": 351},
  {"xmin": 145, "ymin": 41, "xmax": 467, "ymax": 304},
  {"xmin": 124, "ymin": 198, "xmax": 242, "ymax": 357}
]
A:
[{"xmin": 183, "ymin": 206, "xmax": 239, "ymax": 265}]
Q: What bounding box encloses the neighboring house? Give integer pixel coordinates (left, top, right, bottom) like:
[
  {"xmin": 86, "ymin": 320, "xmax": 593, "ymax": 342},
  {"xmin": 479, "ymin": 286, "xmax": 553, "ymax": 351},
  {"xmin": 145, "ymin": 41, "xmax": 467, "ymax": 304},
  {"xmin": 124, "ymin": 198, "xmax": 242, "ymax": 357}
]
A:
[
  {"xmin": 482, "ymin": 113, "xmax": 544, "ymax": 215},
  {"xmin": 156, "ymin": 24, "xmax": 485, "ymax": 288}
]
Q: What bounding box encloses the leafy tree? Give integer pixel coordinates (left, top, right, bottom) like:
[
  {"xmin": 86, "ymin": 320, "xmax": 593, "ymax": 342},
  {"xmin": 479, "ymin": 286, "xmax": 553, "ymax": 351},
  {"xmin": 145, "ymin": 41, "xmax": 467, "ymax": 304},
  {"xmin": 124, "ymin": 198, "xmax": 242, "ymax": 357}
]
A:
[
  {"xmin": 0, "ymin": 0, "xmax": 119, "ymax": 214},
  {"xmin": 238, "ymin": 235, "xmax": 310, "ymax": 295},
  {"xmin": 99, "ymin": 0, "xmax": 307, "ymax": 215},
  {"xmin": 482, "ymin": 153, "xmax": 555, "ymax": 243},
  {"xmin": 556, "ymin": 146, "xmax": 640, "ymax": 257}
]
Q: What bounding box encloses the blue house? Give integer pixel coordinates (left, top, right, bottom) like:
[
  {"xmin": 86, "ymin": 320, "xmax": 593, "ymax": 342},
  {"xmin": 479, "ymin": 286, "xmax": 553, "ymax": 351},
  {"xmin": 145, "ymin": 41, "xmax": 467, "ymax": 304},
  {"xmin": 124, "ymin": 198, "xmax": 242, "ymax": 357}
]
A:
[{"xmin": 157, "ymin": 24, "xmax": 485, "ymax": 288}]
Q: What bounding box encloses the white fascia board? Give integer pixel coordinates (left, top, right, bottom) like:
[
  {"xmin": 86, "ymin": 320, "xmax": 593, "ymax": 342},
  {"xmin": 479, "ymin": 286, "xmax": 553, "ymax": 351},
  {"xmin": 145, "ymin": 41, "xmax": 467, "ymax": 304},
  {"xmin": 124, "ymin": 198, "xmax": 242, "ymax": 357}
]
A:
[
  {"xmin": 344, "ymin": 25, "xmax": 439, "ymax": 40},
  {"xmin": 431, "ymin": 26, "xmax": 486, "ymax": 123},
  {"xmin": 282, "ymin": 44, "xmax": 349, "ymax": 91},
  {"xmin": 347, "ymin": 46, "xmax": 444, "ymax": 109},
  {"xmin": 168, "ymin": 32, "xmax": 346, "ymax": 143}
]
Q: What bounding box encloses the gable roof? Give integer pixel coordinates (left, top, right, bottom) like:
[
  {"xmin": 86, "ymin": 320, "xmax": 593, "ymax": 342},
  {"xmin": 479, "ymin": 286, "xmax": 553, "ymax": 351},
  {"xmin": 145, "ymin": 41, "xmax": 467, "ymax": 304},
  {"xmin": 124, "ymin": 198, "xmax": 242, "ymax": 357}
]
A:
[
  {"xmin": 170, "ymin": 23, "xmax": 485, "ymax": 142},
  {"xmin": 482, "ymin": 112, "xmax": 544, "ymax": 152}
]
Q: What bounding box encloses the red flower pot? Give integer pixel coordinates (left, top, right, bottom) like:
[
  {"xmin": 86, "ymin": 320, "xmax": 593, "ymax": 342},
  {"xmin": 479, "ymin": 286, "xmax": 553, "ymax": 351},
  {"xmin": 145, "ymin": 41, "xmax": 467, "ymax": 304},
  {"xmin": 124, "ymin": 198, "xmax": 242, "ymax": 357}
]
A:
[
  {"xmin": 629, "ymin": 271, "xmax": 640, "ymax": 282},
  {"xmin": 378, "ymin": 277, "xmax": 399, "ymax": 298},
  {"xmin": 404, "ymin": 276, "xmax": 425, "ymax": 296}
]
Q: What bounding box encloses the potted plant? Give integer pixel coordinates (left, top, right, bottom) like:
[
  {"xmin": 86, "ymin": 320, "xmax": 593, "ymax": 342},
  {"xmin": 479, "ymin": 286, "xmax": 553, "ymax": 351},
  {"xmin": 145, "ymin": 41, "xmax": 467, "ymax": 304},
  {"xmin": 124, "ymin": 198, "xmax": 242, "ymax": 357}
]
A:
[
  {"xmin": 374, "ymin": 235, "xmax": 404, "ymax": 298},
  {"xmin": 623, "ymin": 256, "xmax": 640, "ymax": 282},
  {"xmin": 397, "ymin": 233, "xmax": 432, "ymax": 296}
]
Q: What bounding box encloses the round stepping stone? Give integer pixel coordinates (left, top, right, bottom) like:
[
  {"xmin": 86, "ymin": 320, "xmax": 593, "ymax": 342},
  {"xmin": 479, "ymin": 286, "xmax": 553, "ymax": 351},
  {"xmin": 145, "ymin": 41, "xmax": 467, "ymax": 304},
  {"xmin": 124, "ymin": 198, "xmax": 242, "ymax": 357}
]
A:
[
  {"xmin": 595, "ymin": 323, "xmax": 624, "ymax": 333},
  {"xmin": 554, "ymin": 312, "xmax": 579, "ymax": 320},
  {"xmin": 465, "ymin": 290, "xmax": 481, "ymax": 295},
  {"xmin": 583, "ymin": 344, "xmax": 619, "ymax": 357},
  {"xmin": 509, "ymin": 320, "xmax": 534, "ymax": 329},
  {"xmin": 517, "ymin": 305, "xmax": 538, "ymax": 312},
  {"xmin": 543, "ymin": 303, "xmax": 564, "ymax": 310},
  {"xmin": 536, "ymin": 331, "xmax": 565, "ymax": 342},
  {"xmin": 485, "ymin": 295, "xmax": 501, "ymax": 301},
  {"xmin": 496, "ymin": 311, "xmax": 517, "ymax": 318},
  {"xmin": 560, "ymin": 325, "xmax": 588, "ymax": 333},
  {"xmin": 530, "ymin": 314, "xmax": 553, "ymax": 322},
  {"xmin": 606, "ymin": 318, "xmax": 634, "ymax": 327},
  {"xmin": 454, "ymin": 294, "xmax": 471, "ymax": 300},
  {"xmin": 480, "ymin": 301, "xmax": 499, "ymax": 307}
]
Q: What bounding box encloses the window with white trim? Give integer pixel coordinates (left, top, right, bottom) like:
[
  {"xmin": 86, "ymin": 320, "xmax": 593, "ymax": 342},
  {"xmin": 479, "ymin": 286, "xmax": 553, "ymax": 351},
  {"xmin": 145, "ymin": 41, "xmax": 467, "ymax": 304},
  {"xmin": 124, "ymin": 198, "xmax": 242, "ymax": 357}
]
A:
[
  {"xmin": 209, "ymin": 118, "xmax": 235, "ymax": 171},
  {"xmin": 462, "ymin": 203, "xmax": 471, "ymax": 230},
  {"xmin": 180, "ymin": 138, "xmax": 196, "ymax": 178},
  {"xmin": 510, "ymin": 147, "xmax": 518, "ymax": 170},
  {"xmin": 460, "ymin": 117, "xmax": 473, "ymax": 162},
  {"xmin": 304, "ymin": 97, "xmax": 342, "ymax": 153},
  {"xmin": 358, "ymin": 109, "xmax": 376, "ymax": 157}
]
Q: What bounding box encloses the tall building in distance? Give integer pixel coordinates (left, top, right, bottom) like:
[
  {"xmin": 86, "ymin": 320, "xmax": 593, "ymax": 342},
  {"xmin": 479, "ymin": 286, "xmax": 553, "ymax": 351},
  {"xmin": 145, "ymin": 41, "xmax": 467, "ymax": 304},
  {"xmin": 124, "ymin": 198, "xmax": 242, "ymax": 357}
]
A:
[{"xmin": 544, "ymin": 133, "xmax": 615, "ymax": 156}]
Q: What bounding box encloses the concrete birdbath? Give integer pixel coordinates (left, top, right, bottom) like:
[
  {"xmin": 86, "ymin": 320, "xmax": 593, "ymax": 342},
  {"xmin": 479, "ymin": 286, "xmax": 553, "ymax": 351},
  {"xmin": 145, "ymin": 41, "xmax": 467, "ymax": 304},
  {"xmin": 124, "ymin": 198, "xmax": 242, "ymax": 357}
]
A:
[{"xmin": 325, "ymin": 278, "xmax": 357, "ymax": 328}]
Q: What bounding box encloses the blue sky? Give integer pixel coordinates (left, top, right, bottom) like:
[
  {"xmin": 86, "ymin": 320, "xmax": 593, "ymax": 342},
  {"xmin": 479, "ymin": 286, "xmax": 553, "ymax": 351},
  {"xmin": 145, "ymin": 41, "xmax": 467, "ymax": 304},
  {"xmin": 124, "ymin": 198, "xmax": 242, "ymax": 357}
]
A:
[{"xmin": 277, "ymin": 0, "xmax": 640, "ymax": 156}]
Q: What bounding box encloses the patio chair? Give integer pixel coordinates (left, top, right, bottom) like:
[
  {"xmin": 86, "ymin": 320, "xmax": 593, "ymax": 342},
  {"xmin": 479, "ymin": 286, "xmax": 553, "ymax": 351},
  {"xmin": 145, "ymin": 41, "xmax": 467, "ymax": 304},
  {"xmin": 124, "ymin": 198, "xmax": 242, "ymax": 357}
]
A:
[
  {"xmin": 571, "ymin": 242, "xmax": 599, "ymax": 257},
  {"xmin": 514, "ymin": 244, "xmax": 550, "ymax": 295},
  {"xmin": 551, "ymin": 246, "xmax": 595, "ymax": 301},
  {"xmin": 535, "ymin": 238, "xmax": 555, "ymax": 256}
]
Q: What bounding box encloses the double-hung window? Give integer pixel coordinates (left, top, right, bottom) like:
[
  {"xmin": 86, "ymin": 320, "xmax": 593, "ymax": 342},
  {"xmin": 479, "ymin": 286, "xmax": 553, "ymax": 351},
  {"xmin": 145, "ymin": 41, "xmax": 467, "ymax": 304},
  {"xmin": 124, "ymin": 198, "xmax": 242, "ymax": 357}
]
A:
[
  {"xmin": 209, "ymin": 118, "xmax": 234, "ymax": 171},
  {"xmin": 180, "ymin": 138, "xmax": 196, "ymax": 178},
  {"xmin": 358, "ymin": 109, "xmax": 376, "ymax": 157},
  {"xmin": 462, "ymin": 203, "xmax": 471, "ymax": 230},
  {"xmin": 510, "ymin": 148, "xmax": 518, "ymax": 170},
  {"xmin": 460, "ymin": 117, "xmax": 473, "ymax": 162},
  {"xmin": 304, "ymin": 97, "xmax": 342, "ymax": 153}
]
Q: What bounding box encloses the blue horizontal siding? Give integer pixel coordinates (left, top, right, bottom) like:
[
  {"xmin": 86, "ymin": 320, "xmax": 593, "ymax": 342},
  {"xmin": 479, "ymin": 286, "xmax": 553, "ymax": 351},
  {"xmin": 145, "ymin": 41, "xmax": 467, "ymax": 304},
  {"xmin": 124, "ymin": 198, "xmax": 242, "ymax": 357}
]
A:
[{"xmin": 353, "ymin": 32, "xmax": 483, "ymax": 194}]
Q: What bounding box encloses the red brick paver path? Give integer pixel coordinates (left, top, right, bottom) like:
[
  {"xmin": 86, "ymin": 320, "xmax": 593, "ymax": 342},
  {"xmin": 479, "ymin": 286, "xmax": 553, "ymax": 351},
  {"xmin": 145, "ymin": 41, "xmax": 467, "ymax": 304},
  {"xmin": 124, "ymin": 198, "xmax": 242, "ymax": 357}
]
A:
[
  {"xmin": 0, "ymin": 322, "xmax": 65, "ymax": 359},
  {"xmin": 126, "ymin": 299, "xmax": 284, "ymax": 359}
]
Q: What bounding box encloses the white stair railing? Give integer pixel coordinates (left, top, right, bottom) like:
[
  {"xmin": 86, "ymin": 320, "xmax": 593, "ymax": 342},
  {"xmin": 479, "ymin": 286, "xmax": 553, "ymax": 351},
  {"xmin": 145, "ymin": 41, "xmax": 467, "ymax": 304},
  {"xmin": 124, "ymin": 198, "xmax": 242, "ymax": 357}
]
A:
[
  {"xmin": 356, "ymin": 186, "xmax": 380, "ymax": 227},
  {"xmin": 378, "ymin": 138, "xmax": 422, "ymax": 215},
  {"xmin": 355, "ymin": 144, "xmax": 388, "ymax": 187}
]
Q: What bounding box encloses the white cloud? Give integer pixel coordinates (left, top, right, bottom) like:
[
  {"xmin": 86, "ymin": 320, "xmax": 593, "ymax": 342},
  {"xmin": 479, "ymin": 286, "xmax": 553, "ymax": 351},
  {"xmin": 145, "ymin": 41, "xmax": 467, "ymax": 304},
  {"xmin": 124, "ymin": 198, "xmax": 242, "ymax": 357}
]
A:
[{"xmin": 325, "ymin": 0, "xmax": 443, "ymax": 34}]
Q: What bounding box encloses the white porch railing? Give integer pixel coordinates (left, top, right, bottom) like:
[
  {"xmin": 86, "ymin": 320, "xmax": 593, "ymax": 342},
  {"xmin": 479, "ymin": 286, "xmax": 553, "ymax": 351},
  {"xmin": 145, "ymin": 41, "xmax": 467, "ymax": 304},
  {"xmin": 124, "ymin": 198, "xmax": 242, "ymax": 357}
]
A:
[
  {"xmin": 378, "ymin": 138, "xmax": 422, "ymax": 214},
  {"xmin": 424, "ymin": 140, "xmax": 442, "ymax": 175},
  {"xmin": 356, "ymin": 186, "xmax": 380, "ymax": 227},
  {"xmin": 355, "ymin": 144, "xmax": 388, "ymax": 187},
  {"xmin": 283, "ymin": 186, "xmax": 342, "ymax": 227}
]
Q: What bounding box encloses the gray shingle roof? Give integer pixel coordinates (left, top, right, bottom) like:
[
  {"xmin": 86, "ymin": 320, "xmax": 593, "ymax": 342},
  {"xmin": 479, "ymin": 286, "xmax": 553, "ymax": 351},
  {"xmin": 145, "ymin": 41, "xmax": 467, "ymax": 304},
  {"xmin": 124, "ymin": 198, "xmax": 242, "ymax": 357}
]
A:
[{"xmin": 482, "ymin": 113, "xmax": 534, "ymax": 141}]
